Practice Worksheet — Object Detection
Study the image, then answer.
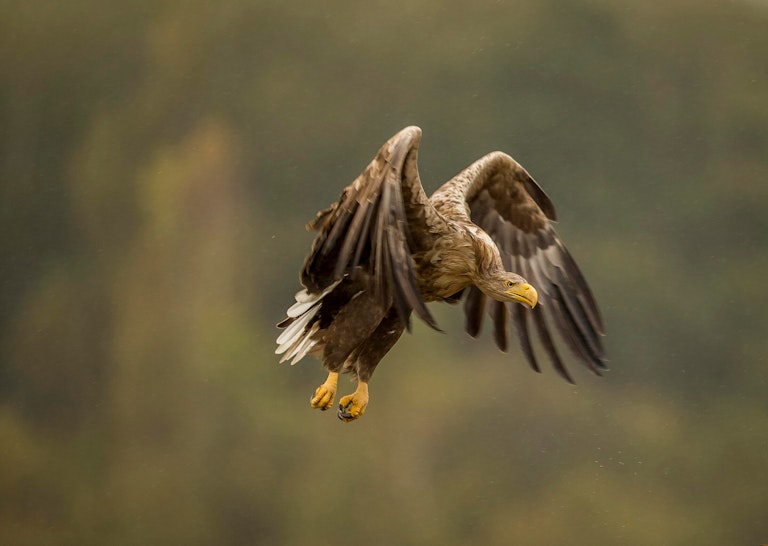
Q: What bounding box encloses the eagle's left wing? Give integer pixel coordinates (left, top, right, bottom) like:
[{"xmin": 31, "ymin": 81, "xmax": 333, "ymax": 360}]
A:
[{"xmin": 438, "ymin": 152, "xmax": 606, "ymax": 382}]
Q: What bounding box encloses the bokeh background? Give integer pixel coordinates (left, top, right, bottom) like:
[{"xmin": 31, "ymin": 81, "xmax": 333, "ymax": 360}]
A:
[{"xmin": 2, "ymin": 1, "xmax": 768, "ymax": 544}]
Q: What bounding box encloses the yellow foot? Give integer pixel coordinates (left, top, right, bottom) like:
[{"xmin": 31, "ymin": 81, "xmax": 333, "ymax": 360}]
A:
[
  {"xmin": 310, "ymin": 372, "xmax": 338, "ymax": 411},
  {"xmin": 338, "ymin": 382, "xmax": 369, "ymax": 422}
]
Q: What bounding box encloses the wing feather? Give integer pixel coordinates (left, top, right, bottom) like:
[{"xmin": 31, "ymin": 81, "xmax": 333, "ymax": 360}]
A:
[
  {"xmin": 531, "ymin": 304, "xmax": 575, "ymax": 384},
  {"xmin": 512, "ymin": 304, "xmax": 540, "ymax": 373},
  {"xmin": 464, "ymin": 285, "xmax": 486, "ymax": 338},
  {"xmin": 491, "ymin": 300, "xmax": 509, "ymax": 352}
]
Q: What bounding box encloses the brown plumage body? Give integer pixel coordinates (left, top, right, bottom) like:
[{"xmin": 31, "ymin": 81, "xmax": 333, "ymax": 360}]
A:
[{"xmin": 276, "ymin": 126, "xmax": 605, "ymax": 422}]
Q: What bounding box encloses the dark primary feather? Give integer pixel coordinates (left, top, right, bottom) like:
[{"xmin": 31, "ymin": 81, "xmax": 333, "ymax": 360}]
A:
[{"xmin": 464, "ymin": 286, "xmax": 486, "ymax": 338}]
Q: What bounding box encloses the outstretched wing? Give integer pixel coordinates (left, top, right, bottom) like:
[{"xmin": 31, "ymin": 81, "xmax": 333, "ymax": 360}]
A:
[
  {"xmin": 436, "ymin": 152, "xmax": 606, "ymax": 382},
  {"xmin": 301, "ymin": 126, "xmax": 439, "ymax": 331}
]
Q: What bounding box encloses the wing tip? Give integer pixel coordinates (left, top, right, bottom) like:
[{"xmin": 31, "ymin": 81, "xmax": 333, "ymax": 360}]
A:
[{"xmin": 399, "ymin": 125, "xmax": 422, "ymax": 139}]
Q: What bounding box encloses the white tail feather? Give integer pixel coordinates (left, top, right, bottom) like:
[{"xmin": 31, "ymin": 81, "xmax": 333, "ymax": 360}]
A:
[
  {"xmin": 286, "ymin": 280, "xmax": 341, "ymax": 317},
  {"xmin": 276, "ymin": 306, "xmax": 318, "ymax": 349},
  {"xmin": 283, "ymin": 323, "xmax": 319, "ymax": 365}
]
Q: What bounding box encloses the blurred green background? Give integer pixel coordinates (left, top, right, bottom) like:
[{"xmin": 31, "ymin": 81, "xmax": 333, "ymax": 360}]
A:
[{"xmin": 2, "ymin": 0, "xmax": 768, "ymax": 544}]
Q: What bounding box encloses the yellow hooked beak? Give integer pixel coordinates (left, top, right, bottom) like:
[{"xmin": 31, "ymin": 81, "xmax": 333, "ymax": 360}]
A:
[{"xmin": 506, "ymin": 282, "xmax": 538, "ymax": 309}]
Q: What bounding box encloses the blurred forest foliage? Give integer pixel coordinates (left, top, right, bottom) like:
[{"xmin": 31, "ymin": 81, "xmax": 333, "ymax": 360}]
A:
[{"xmin": 2, "ymin": 0, "xmax": 768, "ymax": 544}]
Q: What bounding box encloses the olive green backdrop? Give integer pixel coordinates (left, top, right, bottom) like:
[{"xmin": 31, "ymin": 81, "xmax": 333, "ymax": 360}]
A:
[{"xmin": 2, "ymin": 1, "xmax": 767, "ymax": 544}]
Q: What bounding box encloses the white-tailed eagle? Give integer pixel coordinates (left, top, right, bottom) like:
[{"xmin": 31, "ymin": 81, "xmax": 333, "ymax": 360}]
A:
[{"xmin": 277, "ymin": 126, "xmax": 605, "ymax": 422}]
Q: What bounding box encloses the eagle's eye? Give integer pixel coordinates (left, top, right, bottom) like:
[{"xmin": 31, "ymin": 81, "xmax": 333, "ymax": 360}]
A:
[{"xmin": 505, "ymin": 280, "xmax": 514, "ymax": 288}]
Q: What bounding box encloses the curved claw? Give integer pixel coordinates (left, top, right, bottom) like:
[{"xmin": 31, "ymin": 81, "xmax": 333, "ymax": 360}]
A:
[{"xmin": 337, "ymin": 382, "xmax": 369, "ymax": 422}]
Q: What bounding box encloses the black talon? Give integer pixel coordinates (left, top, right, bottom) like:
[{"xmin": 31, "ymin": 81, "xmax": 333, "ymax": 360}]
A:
[{"xmin": 337, "ymin": 403, "xmax": 352, "ymax": 421}]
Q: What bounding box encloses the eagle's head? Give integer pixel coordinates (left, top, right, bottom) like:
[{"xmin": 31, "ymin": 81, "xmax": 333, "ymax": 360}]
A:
[{"xmin": 477, "ymin": 271, "xmax": 539, "ymax": 308}]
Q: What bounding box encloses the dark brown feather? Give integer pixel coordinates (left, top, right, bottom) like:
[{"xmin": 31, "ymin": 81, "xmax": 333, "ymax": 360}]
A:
[
  {"xmin": 512, "ymin": 305, "xmax": 540, "ymax": 373},
  {"xmin": 531, "ymin": 306, "xmax": 575, "ymax": 384},
  {"xmin": 491, "ymin": 300, "xmax": 509, "ymax": 352},
  {"xmin": 464, "ymin": 285, "xmax": 486, "ymax": 338}
]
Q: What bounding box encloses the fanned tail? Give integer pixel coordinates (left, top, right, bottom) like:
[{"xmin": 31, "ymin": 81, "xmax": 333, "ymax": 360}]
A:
[{"xmin": 275, "ymin": 280, "xmax": 340, "ymax": 364}]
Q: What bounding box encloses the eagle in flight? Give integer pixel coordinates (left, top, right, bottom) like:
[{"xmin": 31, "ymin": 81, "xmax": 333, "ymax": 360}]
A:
[{"xmin": 276, "ymin": 126, "xmax": 605, "ymax": 422}]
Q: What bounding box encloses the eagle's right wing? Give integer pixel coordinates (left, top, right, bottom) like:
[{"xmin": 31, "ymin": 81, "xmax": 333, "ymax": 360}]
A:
[{"xmin": 301, "ymin": 126, "xmax": 439, "ymax": 331}]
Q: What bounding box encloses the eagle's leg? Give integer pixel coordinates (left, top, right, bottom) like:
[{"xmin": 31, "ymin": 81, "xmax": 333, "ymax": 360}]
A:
[
  {"xmin": 337, "ymin": 308, "xmax": 406, "ymax": 422},
  {"xmin": 310, "ymin": 371, "xmax": 338, "ymax": 411},
  {"xmin": 310, "ymin": 284, "xmax": 385, "ymax": 415}
]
